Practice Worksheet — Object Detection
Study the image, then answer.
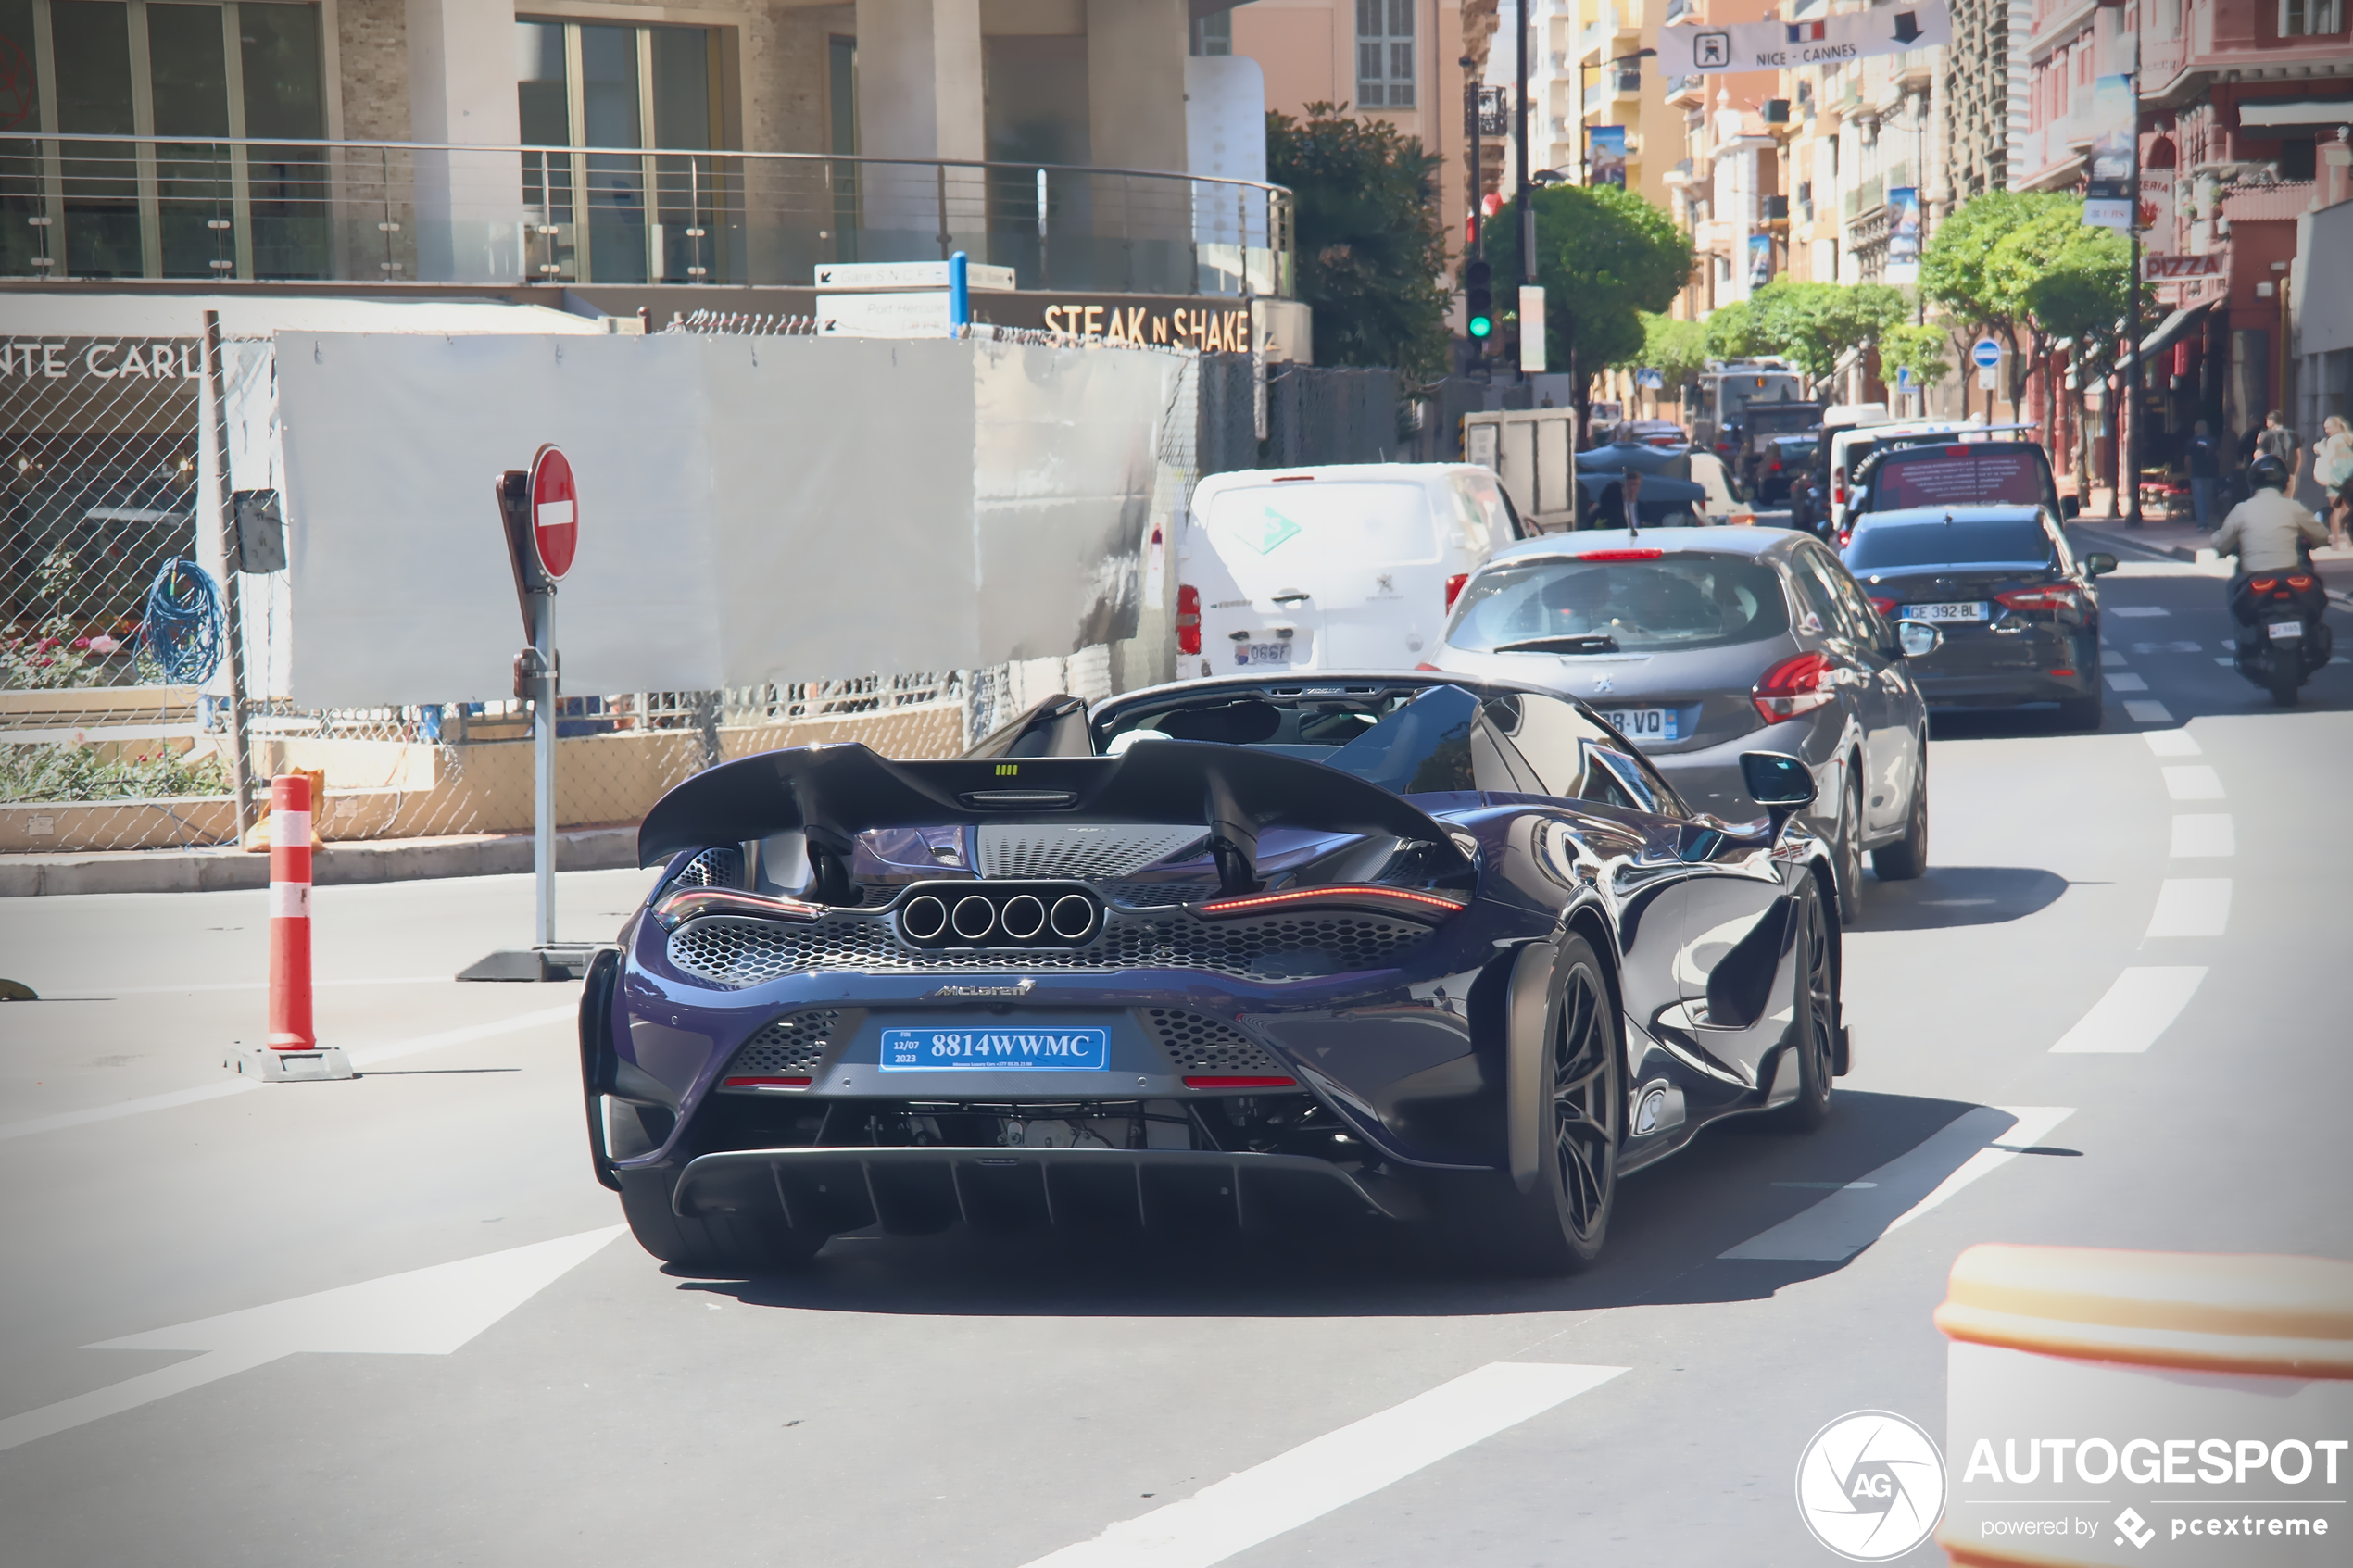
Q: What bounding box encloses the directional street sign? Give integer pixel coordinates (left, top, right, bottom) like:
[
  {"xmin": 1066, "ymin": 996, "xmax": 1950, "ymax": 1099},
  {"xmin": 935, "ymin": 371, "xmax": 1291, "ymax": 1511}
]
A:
[
  {"xmin": 528, "ymin": 445, "xmax": 576, "ymax": 582},
  {"xmin": 1971, "ymin": 338, "xmax": 2002, "ymax": 370},
  {"xmin": 812, "ymin": 260, "xmax": 1016, "ymax": 292},
  {"xmin": 817, "ymin": 291, "xmax": 954, "ymax": 337}
]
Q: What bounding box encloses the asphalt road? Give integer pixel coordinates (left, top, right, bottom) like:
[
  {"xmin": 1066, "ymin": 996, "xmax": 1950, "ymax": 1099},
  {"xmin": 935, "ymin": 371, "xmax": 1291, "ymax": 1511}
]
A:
[{"xmin": 2, "ymin": 547, "xmax": 2347, "ymax": 1567}]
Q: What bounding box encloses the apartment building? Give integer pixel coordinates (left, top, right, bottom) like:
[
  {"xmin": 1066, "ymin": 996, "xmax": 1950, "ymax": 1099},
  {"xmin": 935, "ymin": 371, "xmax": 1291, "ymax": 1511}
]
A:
[{"xmin": 2015, "ymin": 0, "xmax": 2350, "ymax": 450}]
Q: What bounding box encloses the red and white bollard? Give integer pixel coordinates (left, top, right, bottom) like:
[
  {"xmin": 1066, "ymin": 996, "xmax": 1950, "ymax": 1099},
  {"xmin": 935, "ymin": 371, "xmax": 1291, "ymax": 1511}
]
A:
[
  {"xmin": 267, "ymin": 772, "xmax": 315, "ymax": 1051},
  {"xmin": 228, "ymin": 773, "xmax": 351, "ymax": 1082}
]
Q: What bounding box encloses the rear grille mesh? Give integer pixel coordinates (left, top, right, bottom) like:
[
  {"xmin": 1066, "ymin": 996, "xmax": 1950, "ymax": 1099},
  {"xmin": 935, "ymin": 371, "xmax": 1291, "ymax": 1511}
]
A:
[
  {"xmin": 724, "ymin": 1010, "xmax": 846, "ymax": 1076},
  {"xmin": 665, "ymin": 909, "xmax": 1428, "ymax": 989},
  {"xmin": 672, "ymin": 847, "xmax": 744, "ymax": 889},
  {"xmin": 1139, "ymin": 1010, "xmax": 1290, "ymax": 1075},
  {"xmin": 977, "ymin": 824, "xmax": 1205, "ymax": 881}
]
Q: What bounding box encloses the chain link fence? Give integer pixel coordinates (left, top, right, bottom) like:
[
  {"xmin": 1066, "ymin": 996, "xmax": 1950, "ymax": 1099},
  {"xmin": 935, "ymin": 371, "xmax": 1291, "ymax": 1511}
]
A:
[{"xmin": 5, "ymin": 320, "xmax": 1198, "ymax": 863}]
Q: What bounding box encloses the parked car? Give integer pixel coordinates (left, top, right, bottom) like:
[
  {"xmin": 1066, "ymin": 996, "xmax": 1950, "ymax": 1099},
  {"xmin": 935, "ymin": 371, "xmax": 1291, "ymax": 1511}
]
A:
[
  {"xmin": 1624, "ymin": 419, "xmax": 1690, "ymax": 450},
  {"xmin": 594, "ymin": 673, "xmax": 1850, "ymax": 1275},
  {"xmin": 1177, "ymin": 464, "xmax": 1527, "ymax": 678},
  {"xmin": 1842, "ymin": 505, "xmax": 2113, "ymax": 728},
  {"xmin": 1425, "ymin": 527, "xmax": 1931, "ymax": 922}
]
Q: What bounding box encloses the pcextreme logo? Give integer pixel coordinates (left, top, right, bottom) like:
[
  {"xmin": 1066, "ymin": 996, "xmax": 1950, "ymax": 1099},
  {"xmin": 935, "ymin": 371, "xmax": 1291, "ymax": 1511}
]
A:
[{"xmin": 1795, "ymin": 1410, "xmax": 1948, "ymax": 1561}]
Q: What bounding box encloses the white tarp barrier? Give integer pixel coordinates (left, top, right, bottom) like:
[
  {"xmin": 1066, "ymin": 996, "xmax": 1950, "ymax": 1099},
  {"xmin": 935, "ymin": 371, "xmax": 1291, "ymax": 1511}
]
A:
[{"xmin": 271, "ymin": 332, "xmax": 1174, "ymax": 709}]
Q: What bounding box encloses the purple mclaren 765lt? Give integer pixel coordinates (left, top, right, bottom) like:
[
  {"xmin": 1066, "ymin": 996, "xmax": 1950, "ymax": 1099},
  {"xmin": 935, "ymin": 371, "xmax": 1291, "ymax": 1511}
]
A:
[{"xmin": 580, "ymin": 673, "xmax": 1852, "ymax": 1275}]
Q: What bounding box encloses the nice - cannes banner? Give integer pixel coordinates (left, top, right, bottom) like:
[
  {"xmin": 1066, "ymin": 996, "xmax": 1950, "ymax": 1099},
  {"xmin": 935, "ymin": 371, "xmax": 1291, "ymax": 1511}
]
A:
[{"xmin": 1662, "ymin": 1, "xmax": 1950, "ymax": 74}]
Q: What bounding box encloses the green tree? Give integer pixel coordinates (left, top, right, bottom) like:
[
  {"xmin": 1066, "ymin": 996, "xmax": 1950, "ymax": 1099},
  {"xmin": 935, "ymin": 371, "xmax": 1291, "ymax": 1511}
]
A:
[
  {"xmin": 1703, "ymin": 296, "xmax": 1766, "ymax": 361},
  {"xmin": 1733, "ymin": 280, "xmax": 1910, "ymax": 384},
  {"xmin": 1879, "ymin": 322, "xmax": 1953, "ymax": 391},
  {"xmin": 1625, "ymin": 312, "xmax": 1712, "ymax": 406},
  {"xmin": 2011, "ymin": 221, "xmax": 2134, "ymax": 489},
  {"xmin": 1267, "ymin": 104, "xmax": 1453, "ymax": 379},
  {"xmin": 1921, "ymin": 190, "xmax": 2079, "ymax": 408},
  {"xmin": 1483, "ymin": 182, "xmax": 1692, "ymax": 423}
]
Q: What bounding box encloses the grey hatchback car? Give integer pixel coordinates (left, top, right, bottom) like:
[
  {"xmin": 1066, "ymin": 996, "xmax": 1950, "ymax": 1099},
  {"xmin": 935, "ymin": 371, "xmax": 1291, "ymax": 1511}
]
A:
[{"xmin": 1426, "ymin": 527, "xmax": 1931, "ymax": 919}]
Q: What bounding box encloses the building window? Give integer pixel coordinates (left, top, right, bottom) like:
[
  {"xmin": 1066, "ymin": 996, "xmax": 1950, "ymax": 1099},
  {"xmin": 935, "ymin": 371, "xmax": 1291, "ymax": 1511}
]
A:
[
  {"xmin": 2280, "ymin": 0, "xmax": 2344, "ymax": 31},
  {"xmin": 1356, "ymin": 0, "xmax": 1415, "ymax": 109},
  {"xmin": 1190, "ymin": 9, "xmax": 1232, "ymax": 55},
  {"xmin": 0, "ymin": 0, "xmax": 328, "ymax": 280}
]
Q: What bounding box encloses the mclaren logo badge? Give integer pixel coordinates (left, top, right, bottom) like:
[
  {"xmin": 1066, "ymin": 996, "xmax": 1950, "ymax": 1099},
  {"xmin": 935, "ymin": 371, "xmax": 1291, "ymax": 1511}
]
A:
[{"xmin": 926, "ymin": 980, "xmax": 1038, "ymax": 998}]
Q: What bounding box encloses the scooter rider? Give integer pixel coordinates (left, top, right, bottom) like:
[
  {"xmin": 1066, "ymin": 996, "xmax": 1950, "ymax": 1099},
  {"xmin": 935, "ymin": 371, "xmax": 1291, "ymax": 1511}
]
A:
[{"xmin": 2212, "ymin": 454, "xmax": 2325, "ymax": 595}]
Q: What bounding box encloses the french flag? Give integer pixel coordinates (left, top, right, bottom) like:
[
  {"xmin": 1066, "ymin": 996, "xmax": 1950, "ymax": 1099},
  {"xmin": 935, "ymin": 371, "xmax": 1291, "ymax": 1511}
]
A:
[{"xmin": 1786, "ymin": 19, "xmax": 1826, "ymax": 40}]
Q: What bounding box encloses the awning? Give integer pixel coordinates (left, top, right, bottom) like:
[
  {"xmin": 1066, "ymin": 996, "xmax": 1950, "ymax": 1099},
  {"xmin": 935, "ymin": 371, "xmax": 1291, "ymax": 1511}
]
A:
[
  {"xmin": 2119, "ymin": 301, "xmax": 2211, "ymax": 372},
  {"xmin": 2237, "ymin": 99, "xmax": 2353, "ymax": 129}
]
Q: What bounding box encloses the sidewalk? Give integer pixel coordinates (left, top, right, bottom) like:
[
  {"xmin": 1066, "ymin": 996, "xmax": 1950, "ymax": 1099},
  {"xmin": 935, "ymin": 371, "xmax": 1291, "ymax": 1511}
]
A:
[
  {"xmin": 0, "ymin": 824, "xmax": 639, "ymax": 897},
  {"xmin": 2070, "ymin": 511, "xmax": 2353, "ymax": 608}
]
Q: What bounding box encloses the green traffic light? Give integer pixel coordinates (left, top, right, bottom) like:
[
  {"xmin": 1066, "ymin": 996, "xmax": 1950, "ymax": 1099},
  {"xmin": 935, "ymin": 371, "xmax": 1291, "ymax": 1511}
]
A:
[{"xmin": 1468, "ymin": 316, "xmax": 1493, "ymax": 339}]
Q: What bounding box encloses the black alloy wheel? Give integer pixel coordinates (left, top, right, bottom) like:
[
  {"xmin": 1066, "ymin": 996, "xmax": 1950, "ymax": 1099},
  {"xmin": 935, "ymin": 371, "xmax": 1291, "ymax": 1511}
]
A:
[
  {"xmin": 1463, "ymin": 935, "xmax": 1621, "ymax": 1275},
  {"xmin": 1870, "ymin": 750, "xmax": 1929, "ymax": 881},
  {"xmin": 1832, "ymin": 768, "xmax": 1864, "ymax": 925},
  {"xmin": 1776, "ymin": 877, "xmax": 1835, "ymax": 1131}
]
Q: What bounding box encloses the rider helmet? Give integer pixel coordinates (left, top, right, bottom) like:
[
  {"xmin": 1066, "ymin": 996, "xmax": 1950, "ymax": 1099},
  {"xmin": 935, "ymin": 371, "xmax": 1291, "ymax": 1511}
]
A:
[{"xmin": 2247, "ymin": 453, "xmax": 2290, "ymax": 491}]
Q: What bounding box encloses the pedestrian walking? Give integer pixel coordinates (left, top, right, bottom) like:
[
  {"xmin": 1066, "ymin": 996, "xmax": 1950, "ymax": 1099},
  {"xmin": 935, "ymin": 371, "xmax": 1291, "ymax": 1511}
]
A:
[
  {"xmin": 2186, "ymin": 420, "xmax": 2221, "ymax": 529},
  {"xmin": 2258, "ymin": 409, "xmax": 2303, "ymax": 484},
  {"xmin": 2315, "ymin": 413, "xmax": 2353, "ymax": 549}
]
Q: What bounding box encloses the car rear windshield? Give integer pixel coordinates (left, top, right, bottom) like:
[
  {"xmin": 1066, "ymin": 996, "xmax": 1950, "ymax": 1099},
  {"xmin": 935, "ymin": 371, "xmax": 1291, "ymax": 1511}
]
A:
[
  {"xmin": 1446, "ymin": 555, "xmax": 1790, "ymax": 654},
  {"xmin": 1844, "ymin": 517, "xmax": 2056, "ymax": 570},
  {"xmin": 1867, "ymin": 447, "xmax": 2053, "ymax": 511},
  {"xmin": 1202, "ymin": 482, "xmax": 1438, "ymax": 564}
]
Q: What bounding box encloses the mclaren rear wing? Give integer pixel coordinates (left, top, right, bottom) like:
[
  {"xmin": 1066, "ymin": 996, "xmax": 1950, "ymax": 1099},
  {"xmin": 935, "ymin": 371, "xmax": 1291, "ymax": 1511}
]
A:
[{"xmin": 635, "ymin": 740, "xmax": 1471, "ymax": 892}]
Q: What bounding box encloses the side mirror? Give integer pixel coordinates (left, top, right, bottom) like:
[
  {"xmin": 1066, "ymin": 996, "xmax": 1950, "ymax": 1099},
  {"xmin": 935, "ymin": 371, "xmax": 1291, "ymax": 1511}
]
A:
[
  {"xmin": 1740, "ymin": 752, "xmax": 1818, "ymax": 832},
  {"xmin": 2061, "ymin": 495, "xmax": 2082, "ymax": 520},
  {"xmin": 1895, "ymin": 619, "xmax": 1944, "ymax": 658},
  {"xmin": 2083, "ymin": 551, "xmax": 2118, "ymax": 577}
]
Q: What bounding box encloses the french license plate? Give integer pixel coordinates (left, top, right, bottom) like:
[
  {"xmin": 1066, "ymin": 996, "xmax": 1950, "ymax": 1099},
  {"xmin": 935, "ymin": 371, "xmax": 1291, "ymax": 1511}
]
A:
[
  {"xmin": 1601, "ymin": 707, "xmax": 1680, "ymax": 743},
  {"xmin": 2268, "ymin": 620, "xmax": 2304, "ymax": 641},
  {"xmin": 1904, "ymin": 601, "xmax": 1990, "ymax": 622},
  {"xmin": 880, "ymin": 1027, "xmax": 1111, "ymax": 1073},
  {"xmin": 1234, "ymin": 641, "xmax": 1294, "ymax": 667}
]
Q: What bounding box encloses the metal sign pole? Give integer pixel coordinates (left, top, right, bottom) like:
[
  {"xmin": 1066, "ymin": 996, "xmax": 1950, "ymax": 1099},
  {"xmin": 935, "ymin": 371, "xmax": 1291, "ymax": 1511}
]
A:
[
  {"xmin": 201, "ymin": 310, "xmax": 254, "ymax": 846},
  {"xmin": 533, "ymin": 584, "xmax": 555, "ymax": 948}
]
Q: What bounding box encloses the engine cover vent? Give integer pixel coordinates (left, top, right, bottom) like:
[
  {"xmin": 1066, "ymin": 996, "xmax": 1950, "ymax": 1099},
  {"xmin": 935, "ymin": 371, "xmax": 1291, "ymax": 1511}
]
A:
[{"xmin": 976, "ymin": 824, "xmax": 1205, "ymax": 882}]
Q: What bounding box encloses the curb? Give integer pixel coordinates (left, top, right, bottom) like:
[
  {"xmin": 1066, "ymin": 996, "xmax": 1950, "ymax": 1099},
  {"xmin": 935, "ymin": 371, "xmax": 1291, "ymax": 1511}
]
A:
[
  {"xmin": 2072, "ymin": 524, "xmax": 2353, "ymax": 613},
  {"xmin": 0, "ymin": 826, "xmax": 640, "ymax": 897}
]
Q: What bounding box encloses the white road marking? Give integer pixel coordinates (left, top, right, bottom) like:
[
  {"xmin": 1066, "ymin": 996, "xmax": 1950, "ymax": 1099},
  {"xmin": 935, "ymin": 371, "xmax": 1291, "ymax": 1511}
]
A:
[
  {"xmin": 2100, "ymin": 648, "xmax": 2126, "ymax": 667},
  {"xmin": 1718, "ymin": 1107, "xmax": 2074, "ymax": 1261},
  {"xmin": 2162, "ymin": 765, "xmax": 2224, "ymax": 800},
  {"xmin": 0, "ymin": 1004, "xmax": 575, "ymax": 1144},
  {"xmin": 1019, "ymin": 1362, "xmax": 1626, "ymax": 1568},
  {"xmin": 2145, "ymin": 878, "xmax": 2231, "ymax": 938},
  {"xmin": 2122, "ymin": 700, "xmax": 2173, "ymax": 722},
  {"xmin": 2170, "ymin": 815, "xmax": 2234, "ymax": 858},
  {"xmin": 2049, "ymin": 967, "xmax": 2207, "ymax": 1053},
  {"xmin": 2110, "ymin": 606, "xmax": 2171, "ymax": 617},
  {"xmin": 2214, "ymin": 656, "xmax": 2236, "ymax": 666},
  {"xmin": 2130, "ymin": 641, "xmax": 2204, "ymax": 654},
  {"xmin": 2103, "ymin": 672, "xmax": 2149, "ymax": 692},
  {"xmin": 0, "ymin": 1227, "xmax": 623, "ymax": 1451},
  {"xmin": 2143, "ymin": 730, "xmax": 2202, "ymax": 757}
]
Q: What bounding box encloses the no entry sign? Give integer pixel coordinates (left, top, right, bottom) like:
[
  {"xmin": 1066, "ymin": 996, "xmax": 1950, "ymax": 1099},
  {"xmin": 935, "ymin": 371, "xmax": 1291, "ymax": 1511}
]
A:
[{"xmin": 529, "ymin": 445, "xmax": 577, "ymax": 581}]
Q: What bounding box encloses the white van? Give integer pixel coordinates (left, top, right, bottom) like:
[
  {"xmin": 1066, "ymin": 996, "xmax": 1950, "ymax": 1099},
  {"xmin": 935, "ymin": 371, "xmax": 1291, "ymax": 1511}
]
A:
[
  {"xmin": 1177, "ymin": 464, "xmax": 1527, "ymax": 676},
  {"xmin": 1827, "ymin": 419, "xmax": 1974, "ymax": 534}
]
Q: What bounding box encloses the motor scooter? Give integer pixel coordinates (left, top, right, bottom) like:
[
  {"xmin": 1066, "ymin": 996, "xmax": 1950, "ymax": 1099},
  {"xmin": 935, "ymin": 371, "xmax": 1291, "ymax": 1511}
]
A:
[{"xmin": 2230, "ymin": 554, "xmax": 2334, "ymax": 706}]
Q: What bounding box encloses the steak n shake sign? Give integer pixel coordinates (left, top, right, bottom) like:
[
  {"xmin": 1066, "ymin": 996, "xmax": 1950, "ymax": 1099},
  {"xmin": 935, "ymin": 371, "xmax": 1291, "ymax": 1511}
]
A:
[{"xmin": 1038, "ymin": 299, "xmax": 1256, "ymax": 353}]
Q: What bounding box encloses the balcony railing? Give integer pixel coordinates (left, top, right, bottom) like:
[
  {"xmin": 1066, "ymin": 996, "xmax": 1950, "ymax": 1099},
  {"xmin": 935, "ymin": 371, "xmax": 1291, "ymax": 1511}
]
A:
[{"xmin": 0, "ymin": 132, "xmax": 1294, "ymax": 298}]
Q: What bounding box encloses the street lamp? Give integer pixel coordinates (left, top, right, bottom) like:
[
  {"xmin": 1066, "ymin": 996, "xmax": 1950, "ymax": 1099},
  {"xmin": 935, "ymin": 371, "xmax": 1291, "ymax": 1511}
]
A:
[{"xmin": 1579, "ymin": 48, "xmax": 1655, "ymax": 186}]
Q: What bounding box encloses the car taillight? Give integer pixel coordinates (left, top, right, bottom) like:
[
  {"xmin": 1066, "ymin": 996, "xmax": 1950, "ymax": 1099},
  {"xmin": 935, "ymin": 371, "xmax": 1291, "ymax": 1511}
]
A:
[
  {"xmin": 2286, "ymin": 573, "xmax": 2315, "ymax": 591},
  {"xmin": 1579, "ymin": 548, "xmax": 1665, "ymax": 561},
  {"xmin": 1995, "ymin": 584, "xmax": 2083, "ymax": 612},
  {"xmin": 2249, "ymin": 577, "xmax": 2279, "ymax": 593},
  {"xmin": 1832, "ymin": 478, "xmax": 1846, "ymax": 503},
  {"xmin": 1753, "ymin": 650, "xmax": 1839, "ymax": 723},
  {"xmin": 1193, "ymin": 884, "xmax": 1468, "ymax": 924},
  {"xmin": 723, "ymin": 1075, "xmax": 812, "ymax": 1089},
  {"xmin": 1183, "ymin": 1074, "xmax": 1300, "ymax": 1089},
  {"xmin": 1176, "ymin": 583, "xmax": 1201, "ymax": 655},
  {"xmin": 1869, "ymin": 596, "xmax": 1899, "ymax": 617},
  {"xmin": 1837, "ymin": 527, "xmax": 1853, "ymax": 546},
  {"xmin": 1769, "ymin": 459, "xmax": 1783, "ymax": 471},
  {"xmin": 1446, "ymin": 572, "xmax": 1468, "ymax": 609}
]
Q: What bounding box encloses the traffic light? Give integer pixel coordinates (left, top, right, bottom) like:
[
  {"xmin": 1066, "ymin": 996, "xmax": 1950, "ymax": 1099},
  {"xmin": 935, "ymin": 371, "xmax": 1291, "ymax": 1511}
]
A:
[{"xmin": 1465, "ymin": 260, "xmax": 1493, "ymax": 340}]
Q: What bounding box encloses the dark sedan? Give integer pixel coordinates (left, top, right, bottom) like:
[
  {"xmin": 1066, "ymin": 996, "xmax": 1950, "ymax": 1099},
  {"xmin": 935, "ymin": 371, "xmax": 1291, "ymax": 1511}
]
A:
[
  {"xmin": 1426, "ymin": 528, "xmax": 1931, "ymax": 923},
  {"xmin": 1841, "ymin": 506, "xmax": 2116, "ymax": 728}
]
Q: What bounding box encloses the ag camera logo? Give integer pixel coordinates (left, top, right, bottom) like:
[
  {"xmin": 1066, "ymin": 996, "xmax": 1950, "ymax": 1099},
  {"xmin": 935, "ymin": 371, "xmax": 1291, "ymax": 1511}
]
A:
[{"xmin": 1796, "ymin": 1411, "xmax": 1947, "ymax": 1561}]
